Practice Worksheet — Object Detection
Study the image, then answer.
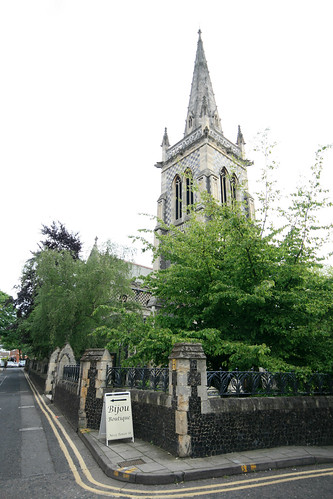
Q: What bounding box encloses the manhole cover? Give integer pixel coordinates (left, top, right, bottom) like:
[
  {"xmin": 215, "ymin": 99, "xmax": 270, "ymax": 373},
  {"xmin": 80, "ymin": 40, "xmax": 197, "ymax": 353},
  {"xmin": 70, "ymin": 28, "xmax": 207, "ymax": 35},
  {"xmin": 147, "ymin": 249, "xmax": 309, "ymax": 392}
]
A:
[{"xmin": 118, "ymin": 458, "xmax": 145, "ymax": 467}]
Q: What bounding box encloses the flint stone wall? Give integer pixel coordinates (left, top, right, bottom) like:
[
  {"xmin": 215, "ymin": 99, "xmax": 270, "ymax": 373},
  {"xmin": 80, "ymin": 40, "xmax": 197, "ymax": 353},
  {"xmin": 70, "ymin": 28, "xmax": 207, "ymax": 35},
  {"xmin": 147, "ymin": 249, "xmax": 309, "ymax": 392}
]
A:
[
  {"xmin": 84, "ymin": 362, "xmax": 104, "ymax": 429},
  {"xmin": 27, "ymin": 370, "xmax": 46, "ymax": 392},
  {"xmin": 53, "ymin": 380, "xmax": 80, "ymax": 429},
  {"xmin": 32, "ymin": 343, "xmax": 333, "ymax": 459},
  {"xmin": 124, "ymin": 389, "xmax": 177, "ymax": 455},
  {"xmin": 188, "ymin": 395, "xmax": 333, "ymax": 457},
  {"xmin": 25, "ymin": 358, "xmax": 48, "ymax": 391},
  {"xmin": 84, "ymin": 387, "xmax": 177, "ymax": 455}
]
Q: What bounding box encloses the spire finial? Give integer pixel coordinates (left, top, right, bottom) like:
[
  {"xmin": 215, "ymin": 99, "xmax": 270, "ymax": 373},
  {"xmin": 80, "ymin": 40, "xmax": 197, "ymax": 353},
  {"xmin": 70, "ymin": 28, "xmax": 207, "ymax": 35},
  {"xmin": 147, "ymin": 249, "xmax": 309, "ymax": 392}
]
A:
[
  {"xmin": 161, "ymin": 127, "xmax": 170, "ymax": 148},
  {"xmin": 237, "ymin": 125, "xmax": 246, "ymax": 159},
  {"xmin": 237, "ymin": 125, "xmax": 245, "ymax": 145},
  {"xmin": 184, "ymin": 31, "xmax": 222, "ymax": 136}
]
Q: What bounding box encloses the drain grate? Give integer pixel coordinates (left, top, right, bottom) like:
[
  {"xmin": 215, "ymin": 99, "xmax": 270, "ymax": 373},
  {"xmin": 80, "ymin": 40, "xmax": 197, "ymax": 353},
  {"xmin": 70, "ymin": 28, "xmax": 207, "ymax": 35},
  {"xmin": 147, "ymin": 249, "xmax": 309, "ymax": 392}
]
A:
[{"xmin": 118, "ymin": 458, "xmax": 145, "ymax": 467}]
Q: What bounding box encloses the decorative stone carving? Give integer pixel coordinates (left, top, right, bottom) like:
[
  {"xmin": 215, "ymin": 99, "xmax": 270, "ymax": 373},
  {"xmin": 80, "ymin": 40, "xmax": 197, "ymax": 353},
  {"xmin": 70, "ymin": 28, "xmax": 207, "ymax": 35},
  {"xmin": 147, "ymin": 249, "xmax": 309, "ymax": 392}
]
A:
[{"xmin": 166, "ymin": 128, "xmax": 203, "ymax": 161}]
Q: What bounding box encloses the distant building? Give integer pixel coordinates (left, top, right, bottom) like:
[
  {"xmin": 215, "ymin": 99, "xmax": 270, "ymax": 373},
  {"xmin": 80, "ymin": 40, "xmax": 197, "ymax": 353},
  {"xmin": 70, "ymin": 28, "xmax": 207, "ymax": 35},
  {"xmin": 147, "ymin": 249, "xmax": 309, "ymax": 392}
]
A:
[
  {"xmin": 154, "ymin": 30, "xmax": 254, "ymax": 270},
  {"xmin": 88, "ymin": 238, "xmax": 154, "ymax": 318},
  {"xmin": 127, "ymin": 262, "xmax": 154, "ymax": 319},
  {"xmin": 0, "ymin": 348, "xmax": 10, "ymax": 358},
  {"xmin": 0, "ymin": 348, "xmax": 20, "ymax": 362}
]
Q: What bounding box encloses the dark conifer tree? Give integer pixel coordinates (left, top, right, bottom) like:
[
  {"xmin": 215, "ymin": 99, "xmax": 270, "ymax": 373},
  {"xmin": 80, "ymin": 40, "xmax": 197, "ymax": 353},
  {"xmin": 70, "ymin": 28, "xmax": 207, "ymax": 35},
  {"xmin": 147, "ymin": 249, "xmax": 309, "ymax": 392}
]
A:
[{"xmin": 39, "ymin": 221, "xmax": 82, "ymax": 259}]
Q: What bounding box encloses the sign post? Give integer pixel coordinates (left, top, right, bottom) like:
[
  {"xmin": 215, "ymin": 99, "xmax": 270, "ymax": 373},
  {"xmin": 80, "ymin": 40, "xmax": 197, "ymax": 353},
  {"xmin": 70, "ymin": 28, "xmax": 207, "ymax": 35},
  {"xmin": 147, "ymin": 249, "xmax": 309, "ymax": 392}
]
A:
[{"xmin": 99, "ymin": 391, "xmax": 134, "ymax": 446}]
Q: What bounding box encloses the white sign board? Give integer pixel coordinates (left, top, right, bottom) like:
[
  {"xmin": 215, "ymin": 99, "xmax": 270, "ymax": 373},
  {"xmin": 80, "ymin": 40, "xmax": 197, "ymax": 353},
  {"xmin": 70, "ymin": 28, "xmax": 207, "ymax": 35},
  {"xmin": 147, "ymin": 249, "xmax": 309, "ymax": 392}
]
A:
[{"xmin": 99, "ymin": 391, "xmax": 134, "ymax": 446}]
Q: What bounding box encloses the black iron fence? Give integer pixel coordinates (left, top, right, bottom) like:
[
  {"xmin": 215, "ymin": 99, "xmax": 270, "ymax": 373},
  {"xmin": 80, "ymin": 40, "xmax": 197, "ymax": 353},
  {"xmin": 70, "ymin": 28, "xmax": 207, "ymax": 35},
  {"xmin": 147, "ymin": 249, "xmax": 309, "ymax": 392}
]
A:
[
  {"xmin": 207, "ymin": 369, "xmax": 333, "ymax": 397},
  {"xmin": 64, "ymin": 363, "xmax": 333, "ymax": 397},
  {"xmin": 106, "ymin": 366, "xmax": 169, "ymax": 393},
  {"xmin": 63, "ymin": 364, "xmax": 80, "ymax": 383}
]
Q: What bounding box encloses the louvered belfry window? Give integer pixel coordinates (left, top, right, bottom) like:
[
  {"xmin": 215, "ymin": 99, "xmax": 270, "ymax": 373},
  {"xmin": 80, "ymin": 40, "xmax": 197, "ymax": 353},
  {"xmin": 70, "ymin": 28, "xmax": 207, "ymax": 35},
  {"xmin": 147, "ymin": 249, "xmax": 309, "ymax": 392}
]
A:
[
  {"xmin": 220, "ymin": 168, "xmax": 228, "ymax": 204},
  {"xmin": 185, "ymin": 170, "xmax": 194, "ymax": 213},
  {"xmin": 175, "ymin": 175, "xmax": 182, "ymax": 220}
]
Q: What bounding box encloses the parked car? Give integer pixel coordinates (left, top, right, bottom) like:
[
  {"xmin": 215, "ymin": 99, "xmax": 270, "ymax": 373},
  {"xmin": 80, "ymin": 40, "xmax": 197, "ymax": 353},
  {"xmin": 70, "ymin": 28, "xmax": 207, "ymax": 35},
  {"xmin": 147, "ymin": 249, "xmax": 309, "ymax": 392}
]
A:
[
  {"xmin": 7, "ymin": 361, "xmax": 19, "ymax": 367},
  {"xmin": 19, "ymin": 360, "xmax": 26, "ymax": 367}
]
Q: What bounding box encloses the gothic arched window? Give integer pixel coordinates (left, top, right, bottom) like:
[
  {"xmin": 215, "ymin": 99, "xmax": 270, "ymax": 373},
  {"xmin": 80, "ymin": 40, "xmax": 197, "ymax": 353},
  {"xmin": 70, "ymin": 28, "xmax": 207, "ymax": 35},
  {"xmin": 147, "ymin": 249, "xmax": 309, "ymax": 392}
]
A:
[
  {"xmin": 230, "ymin": 174, "xmax": 238, "ymax": 203},
  {"xmin": 175, "ymin": 175, "xmax": 182, "ymax": 220},
  {"xmin": 220, "ymin": 168, "xmax": 228, "ymax": 204},
  {"xmin": 185, "ymin": 169, "xmax": 194, "ymax": 214}
]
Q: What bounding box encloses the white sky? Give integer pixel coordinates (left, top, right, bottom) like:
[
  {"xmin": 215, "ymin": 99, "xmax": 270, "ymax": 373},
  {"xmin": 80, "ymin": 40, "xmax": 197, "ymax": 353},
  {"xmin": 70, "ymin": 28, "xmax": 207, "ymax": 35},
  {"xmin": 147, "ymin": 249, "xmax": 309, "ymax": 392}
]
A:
[{"xmin": 1, "ymin": 0, "xmax": 332, "ymax": 297}]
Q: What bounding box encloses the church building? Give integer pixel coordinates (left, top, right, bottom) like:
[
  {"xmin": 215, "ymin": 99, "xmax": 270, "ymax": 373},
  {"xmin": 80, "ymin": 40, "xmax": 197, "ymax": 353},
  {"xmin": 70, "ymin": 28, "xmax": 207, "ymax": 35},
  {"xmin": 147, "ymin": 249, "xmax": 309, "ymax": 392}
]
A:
[{"xmin": 154, "ymin": 31, "xmax": 254, "ymax": 269}]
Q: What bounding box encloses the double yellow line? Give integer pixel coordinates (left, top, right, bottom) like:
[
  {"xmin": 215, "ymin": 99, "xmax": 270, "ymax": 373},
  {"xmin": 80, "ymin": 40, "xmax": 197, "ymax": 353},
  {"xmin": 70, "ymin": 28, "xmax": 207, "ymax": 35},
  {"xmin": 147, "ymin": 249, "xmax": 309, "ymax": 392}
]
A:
[{"xmin": 25, "ymin": 371, "xmax": 333, "ymax": 498}]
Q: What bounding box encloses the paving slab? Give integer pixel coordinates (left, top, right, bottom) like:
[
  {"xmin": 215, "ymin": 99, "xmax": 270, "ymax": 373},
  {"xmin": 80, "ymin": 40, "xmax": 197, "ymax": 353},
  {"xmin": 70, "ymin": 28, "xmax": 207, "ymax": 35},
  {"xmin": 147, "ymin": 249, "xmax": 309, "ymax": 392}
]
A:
[{"xmin": 78, "ymin": 429, "xmax": 333, "ymax": 485}]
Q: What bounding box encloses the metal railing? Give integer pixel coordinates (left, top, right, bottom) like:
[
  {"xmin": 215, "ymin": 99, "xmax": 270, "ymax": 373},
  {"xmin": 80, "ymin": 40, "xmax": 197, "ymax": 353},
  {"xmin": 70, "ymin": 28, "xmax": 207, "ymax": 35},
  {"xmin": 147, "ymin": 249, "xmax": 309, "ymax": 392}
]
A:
[
  {"xmin": 65, "ymin": 363, "xmax": 333, "ymax": 397},
  {"xmin": 63, "ymin": 364, "xmax": 80, "ymax": 383},
  {"xmin": 207, "ymin": 369, "xmax": 333, "ymax": 397},
  {"xmin": 106, "ymin": 366, "xmax": 169, "ymax": 393}
]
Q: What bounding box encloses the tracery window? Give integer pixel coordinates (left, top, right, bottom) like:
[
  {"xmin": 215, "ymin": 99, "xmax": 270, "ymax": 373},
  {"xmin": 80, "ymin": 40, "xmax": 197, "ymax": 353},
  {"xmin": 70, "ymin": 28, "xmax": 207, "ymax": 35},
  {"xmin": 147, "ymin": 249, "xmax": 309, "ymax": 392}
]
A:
[{"xmin": 220, "ymin": 167, "xmax": 228, "ymax": 204}]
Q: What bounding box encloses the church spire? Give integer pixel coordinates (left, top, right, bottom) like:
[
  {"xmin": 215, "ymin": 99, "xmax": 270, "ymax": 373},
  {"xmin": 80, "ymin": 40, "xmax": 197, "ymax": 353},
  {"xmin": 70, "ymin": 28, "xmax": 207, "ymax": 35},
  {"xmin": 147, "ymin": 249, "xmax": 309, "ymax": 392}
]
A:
[
  {"xmin": 88, "ymin": 236, "xmax": 99, "ymax": 261},
  {"xmin": 184, "ymin": 30, "xmax": 222, "ymax": 137}
]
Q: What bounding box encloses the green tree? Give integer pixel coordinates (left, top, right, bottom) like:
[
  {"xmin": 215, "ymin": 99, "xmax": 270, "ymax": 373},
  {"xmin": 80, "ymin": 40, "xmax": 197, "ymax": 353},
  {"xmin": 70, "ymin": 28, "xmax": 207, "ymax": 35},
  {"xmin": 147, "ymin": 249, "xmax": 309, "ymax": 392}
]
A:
[
  {"xmin": 17, "ymin": 241, "xmax": 136, "ymax": 358},
  {"xmin": 15, "ymin": 221, "xmax": 82, "ymax": 321},
  {"xmin": 0, "ymin": 291, "xmax": 17, "ymax": 350},
  {"xmin": 93, "ymin": 308, "xmax": 147, "ymax": 366},
  {"xmin": 12, "ymin": 222, "xmax": 84, "ymax": 355},
  {"xmin": 134, "ymin": 146, "xmax": 333, "ymax": 372}
]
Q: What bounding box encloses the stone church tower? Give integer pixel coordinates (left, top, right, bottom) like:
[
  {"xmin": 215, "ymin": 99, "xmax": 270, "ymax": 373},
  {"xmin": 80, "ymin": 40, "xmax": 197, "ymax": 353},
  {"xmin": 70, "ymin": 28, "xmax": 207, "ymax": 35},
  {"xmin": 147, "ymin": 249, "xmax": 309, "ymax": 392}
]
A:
[{"xmin": 154, "ymin": 31, "xmax": 254, "ymax": 270}]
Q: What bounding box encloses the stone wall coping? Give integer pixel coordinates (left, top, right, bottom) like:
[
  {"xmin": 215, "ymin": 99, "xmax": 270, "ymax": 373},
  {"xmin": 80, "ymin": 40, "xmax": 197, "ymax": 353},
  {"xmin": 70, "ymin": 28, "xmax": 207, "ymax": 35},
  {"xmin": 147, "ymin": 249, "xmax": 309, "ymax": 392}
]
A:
[
  {"xmin": 80, "ymin": 348, "xmax": 111, "ymax": 362},
  {"xmin": 209, "ymin": 395, "xmax": 333, "ymax": 413},
  {"xmin": 169, "ymin": 343, "xmax": 206, "ymax": 360},
  {"xmin": 104, "ymin": 388, "xmax": 172, "ymax": 408}
]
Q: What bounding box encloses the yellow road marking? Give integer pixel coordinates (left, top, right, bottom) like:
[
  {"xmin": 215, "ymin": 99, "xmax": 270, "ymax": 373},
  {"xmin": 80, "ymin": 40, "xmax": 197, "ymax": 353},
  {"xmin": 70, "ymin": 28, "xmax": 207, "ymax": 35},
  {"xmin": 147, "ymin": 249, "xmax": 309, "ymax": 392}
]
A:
[{"xmin": 24, "ymin": 372, "xmax": 333, "ymax": 497}]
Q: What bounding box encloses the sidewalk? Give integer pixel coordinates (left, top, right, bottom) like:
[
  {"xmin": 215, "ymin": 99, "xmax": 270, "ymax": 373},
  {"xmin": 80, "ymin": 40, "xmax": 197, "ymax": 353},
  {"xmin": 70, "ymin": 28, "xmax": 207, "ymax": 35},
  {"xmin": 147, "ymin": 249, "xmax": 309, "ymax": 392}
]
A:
[{"xmin": 78, "ymin": 429, "xmax": 333, "ymax": 485}]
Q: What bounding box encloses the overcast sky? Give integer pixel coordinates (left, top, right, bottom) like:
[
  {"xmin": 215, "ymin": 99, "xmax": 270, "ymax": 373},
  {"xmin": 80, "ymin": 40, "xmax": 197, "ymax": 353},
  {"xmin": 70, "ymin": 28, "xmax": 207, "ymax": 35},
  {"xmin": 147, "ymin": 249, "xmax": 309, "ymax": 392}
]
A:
[{"xmin": 1, "ymin": 0, "xmax": 332, "ymax": 297}]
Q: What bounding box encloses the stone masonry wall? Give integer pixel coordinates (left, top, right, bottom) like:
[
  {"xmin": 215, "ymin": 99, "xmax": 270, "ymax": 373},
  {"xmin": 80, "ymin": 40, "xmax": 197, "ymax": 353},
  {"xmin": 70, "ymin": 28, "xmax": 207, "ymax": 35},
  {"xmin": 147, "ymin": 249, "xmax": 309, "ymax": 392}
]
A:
[
  {"xmin": 84, "ymin": 361, "xmax": 104, "ymax": 429},
  {"xmin": 54, "ymin": 380, "xmax": 80, "ymax": 429},
  {"xmin": 24, "ymin": 359, "xmax": 46, "ymax": 391},
  {"xmin": 130, "ymin": 390, "xmax": 177, "ymax": 455},
  {"xmin": 26, "ymin": 369, "xmax": 46, "ymax": 392},
  {"xmin": 168, "ymin": 343, "xmax": 333, "ymax": 458},
  {"xmin": 29, "ymin": 344, "xmax": 333, "ymax": 459},
  {"xmin": 85, "ymin": 386, "xmax": 178, "ymax": 455},
  {"xmin": 188, "ymin": 396, "xmax": 333, "ymax": 457}
]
